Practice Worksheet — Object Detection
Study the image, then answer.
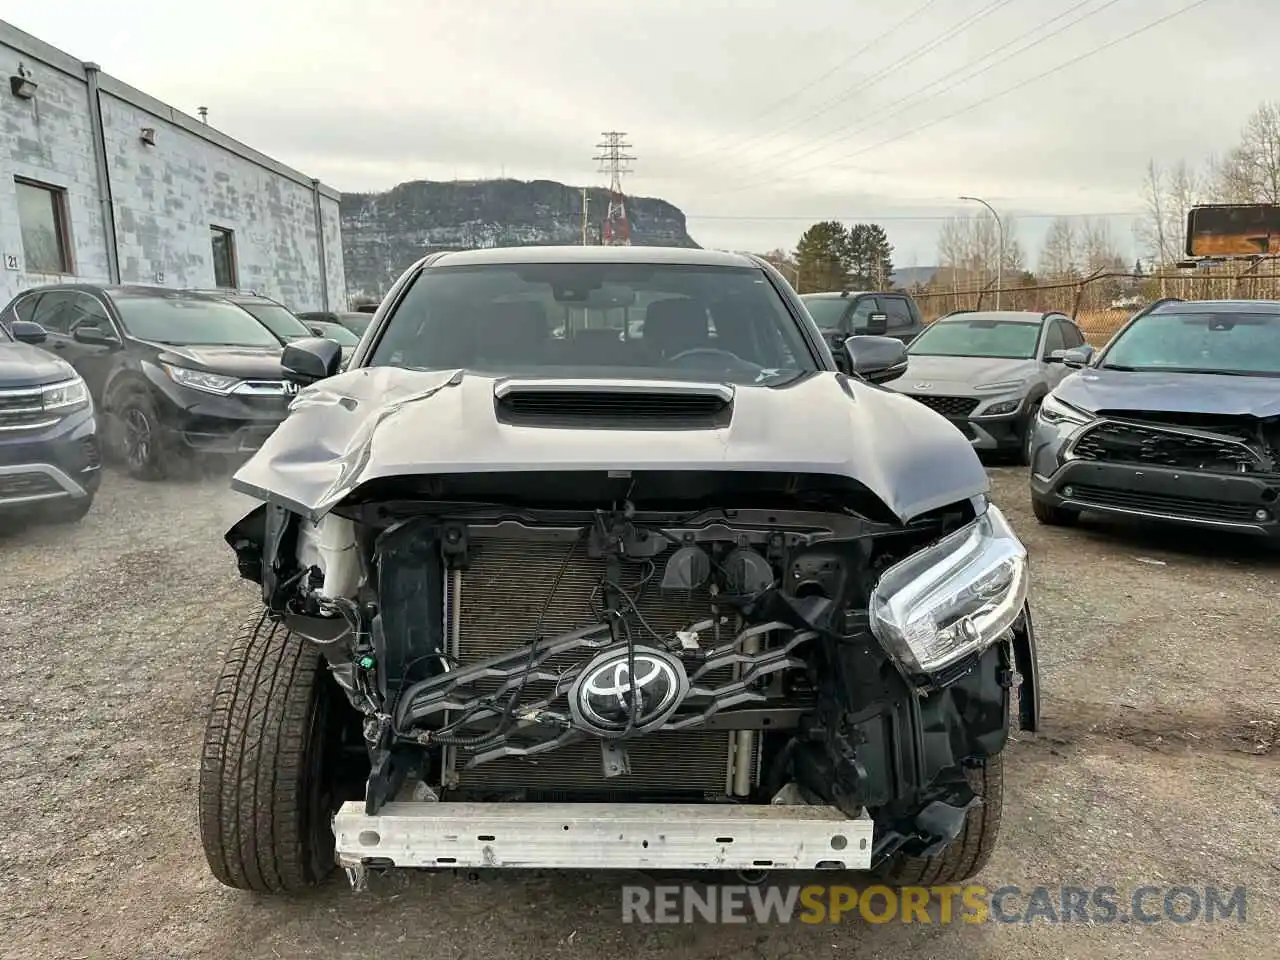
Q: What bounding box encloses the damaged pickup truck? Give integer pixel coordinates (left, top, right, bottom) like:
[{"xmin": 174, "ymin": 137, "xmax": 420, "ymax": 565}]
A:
[
  {"xmin": 199, "ymin": 247, "xmax": 1039, "ymax": 894},
  {"xmin": 1030, "ymin": 298, "xmax": 1280, "ymax": 539}
]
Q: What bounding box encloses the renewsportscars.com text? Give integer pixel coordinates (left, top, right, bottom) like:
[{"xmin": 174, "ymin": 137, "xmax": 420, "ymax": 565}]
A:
[{"xmin": 621, "ymin": 884, "xmax": 1248, "ymax": 925}]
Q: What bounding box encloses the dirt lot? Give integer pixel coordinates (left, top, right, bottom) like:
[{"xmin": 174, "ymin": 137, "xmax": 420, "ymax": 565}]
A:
[{"xmin": 1, "ymin": 465, "xmax": 1277, "ymax": 959}]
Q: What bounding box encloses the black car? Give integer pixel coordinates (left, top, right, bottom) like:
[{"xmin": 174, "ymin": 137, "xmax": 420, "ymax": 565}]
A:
[
  {"xmin": 0, "ymin": 284, "xmax": 295, "ymax": 480},
  {"xmin": 1029, "ymin": 297, "xmax": 1280, "ymax": 539},
  {"xmin": 191, "ymin": 289, "xmax": 315, "ymax": 345},
  {"xmin": 198, "ymin": 246, "xmax": 1038, "ymax": 894},
  {"xmin": 297, "ymin": 310, "xmax": 372, "ymax": 337},
  {"xmin": 0, "ymin": 318, "xmax": 100, "ymax": 524},
  {"xmin": 800, "ymin": 290, "xmax": 927, "ymax": 351}
]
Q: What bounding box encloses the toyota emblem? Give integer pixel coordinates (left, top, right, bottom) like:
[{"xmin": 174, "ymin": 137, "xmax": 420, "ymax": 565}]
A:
[{"xmin": 568, "ymin": 646, "xmax": 689, "ymax": 737}]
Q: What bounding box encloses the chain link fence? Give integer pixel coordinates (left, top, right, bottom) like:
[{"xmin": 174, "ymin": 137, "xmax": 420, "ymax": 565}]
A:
[{"xmin": 912, "ymin": 260, "xmax": 1280, "ymax": 345}]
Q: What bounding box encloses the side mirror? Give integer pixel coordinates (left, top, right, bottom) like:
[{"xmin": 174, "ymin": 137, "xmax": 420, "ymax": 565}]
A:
[
  {"xmin": 308, "ymin": 325, "xmax": 325, "ymax": 336},
  {"xmin": 1060, "ymin": 345, "xmax": 1094, "ymax": 369},
  {"xmin": 843, "ymin": 335, "xmax": 909, "ymax": 385},
  {"xmin": 10, "ymin": 320, "xmax": 47, "ymax": 344},
  {"xmin": 282, "ymin": 336, "xmax": 343, "ymax": 385},
  {"xmin": 72, "ymin": 324, "xmax": 118, "ymax": 346},
  {"xmin": 864, "ymin": 312, "xmax": 889, "ymax": 336}
]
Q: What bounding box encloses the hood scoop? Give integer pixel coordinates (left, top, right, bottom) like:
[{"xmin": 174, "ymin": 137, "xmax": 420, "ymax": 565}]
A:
[{"xmin": 493, "ymin": 378, "xmax": 734, "ymax": 430}]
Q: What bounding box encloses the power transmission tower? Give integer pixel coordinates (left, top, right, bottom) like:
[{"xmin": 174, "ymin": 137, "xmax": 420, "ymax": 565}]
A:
[{"xmin": 593, "ymin": 132, "xmax": 634, "ymax": 246}]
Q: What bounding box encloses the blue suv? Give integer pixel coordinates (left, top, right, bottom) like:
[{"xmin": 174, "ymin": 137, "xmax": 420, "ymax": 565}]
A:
[{"xmin": 0, "ymin": 319, "xmax": 100, "ymax": 525}]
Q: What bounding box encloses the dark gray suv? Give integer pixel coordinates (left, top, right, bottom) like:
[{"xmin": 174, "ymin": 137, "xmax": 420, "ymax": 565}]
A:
[{"xmin": 800, "ymin": 291, "xmax": 926, "ymax": 354}]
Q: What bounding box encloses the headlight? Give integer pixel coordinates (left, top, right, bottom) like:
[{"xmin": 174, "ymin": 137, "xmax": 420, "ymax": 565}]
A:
[
  {"xmin": 869, "ymin": 503, "xmax": 1028, "ymax": 676},
  {"xmin": 982, "ymin": 398, "xmax": 1021, "ymax": 416},
  {"xmin": 163, "ymin": 365, "xmax": 242, "ymax": 395},
  {"xmin": 974, "ymin": 379, "xmax": 1025, "ymax": 392},
  {"xmin": 41, "ymin": 375, "xmax": 90, "ymax": 413},
  {"xmin": 1039, "ymin": 393, "xmax": 1090, "ymax": 426}
]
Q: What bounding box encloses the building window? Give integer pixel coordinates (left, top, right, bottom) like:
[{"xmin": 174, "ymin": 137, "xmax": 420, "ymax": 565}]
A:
[
  {"xmin": 15, "ymin": 179, "xmax": 73, "ymax": 275},
  {"xmin": 210, "ymin": 226, "xmax": 237, "ymax": 288}
]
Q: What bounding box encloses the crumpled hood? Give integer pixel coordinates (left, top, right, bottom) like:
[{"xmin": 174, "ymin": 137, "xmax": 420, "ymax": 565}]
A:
[
  {"xmin": 889, "ymin": 355, "xmax": 1040, "ymax": 393},
  {"xmin": 229, "ymin": 367, "xmax": 990, "ymax": 524},
  {"xmin": 0, "ymin": 341, "xmax": 77, "ymax": 388},
  {"xmin": 1054, "ymin": 367, "xmax": 1280, "ymax": 417}
]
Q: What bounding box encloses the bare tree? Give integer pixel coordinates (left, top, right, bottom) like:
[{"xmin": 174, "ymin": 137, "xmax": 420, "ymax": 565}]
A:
[
  {"xmin": 1209, "ymin": 101, "xmax": 1280, "ymax": 204},
  {"xmin": 1039, "ymin": 217, "xmax": 1078, "ymax": 279},
  {"xmin": 1139, "ymin": 159, "xmax": 1200, "ymax": 265}
]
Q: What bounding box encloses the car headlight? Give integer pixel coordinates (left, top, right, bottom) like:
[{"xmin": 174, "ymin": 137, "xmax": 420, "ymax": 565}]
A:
[
  {"xmin": 1039, "ymin": 393, "xmax": 1090, "ymax": 426},
  {"xmin": 982, "ymin": 398, "xmax": 1022, "ymax": 416},
  {"xmin": 41, "ymin": 375, "xmax": 90, "ymax": 413},
  {"xmin": 974, "ymin": 379, "xmax": 1025, "ymax": 392},
  {"xmin": 163, "ymin": 365, "xmax": 242, "ymax": 395},
  {"xmin": 869, "ymin": 503, "xmax": 1028, "ymax": 676}
]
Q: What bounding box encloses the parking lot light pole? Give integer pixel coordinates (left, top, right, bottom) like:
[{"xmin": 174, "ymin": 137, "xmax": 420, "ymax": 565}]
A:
[{"xmin": 959, "ymin": 195, "xmax": 1003, "ymax": 308}]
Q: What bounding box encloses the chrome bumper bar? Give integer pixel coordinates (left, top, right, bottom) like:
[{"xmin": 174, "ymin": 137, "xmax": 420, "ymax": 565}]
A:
[{"xmin": 333, "ymin": 801, "xmax": 873, "ymax": 874}]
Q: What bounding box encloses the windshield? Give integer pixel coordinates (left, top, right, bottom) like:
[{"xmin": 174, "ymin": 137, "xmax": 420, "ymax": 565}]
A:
[
  {"xmin": 1101, "ymin": 310, "xmax": 1280, "ymax": 376},
  {"xmin": 908, "ymin": 317, "xmax": 1041, "ymax": 359},
  {"xmin": 312, "ymin": 322, "xmax": 360, "ymax": 346},
  {"xmin": 339, "ymin": 313, "xmax": 371, "ymax": 335},
  {"xmin": 801, "ymin": 298, "xmax": 849, "ymax": 330},
  {"xmin": 368, "ymin": 262, "xmax": 816, "ymax": 385},
  {"xmin": 113, "ymin": 296, "xmax": 283, "ymax": 347},
  {"xmin": 239, "ymin": 302, "xmax": 311, "ymax": 341}
]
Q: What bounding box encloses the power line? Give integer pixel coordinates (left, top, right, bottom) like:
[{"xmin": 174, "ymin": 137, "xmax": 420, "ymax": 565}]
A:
[
  {"xmin": 696, "ymin": 0, "xmax": 1216, "ymax": 202},
  {"xmin": 678, "ymin": 0, "xmax": 948, "ymax": 164},
  {"xmin": 685, "ymin": 211, "xmax": 1142, "ymax": 221},
  {"xmin": 702, "ymin": 0, "xmax": 1122, "ymax": 195},
  {"xmin": 686, "ymin": 0, "xmax": 957, "ymax": 163},
  {"xmin": 701, "ymin": 0, "xmax": 1024, "ymax": 169}
]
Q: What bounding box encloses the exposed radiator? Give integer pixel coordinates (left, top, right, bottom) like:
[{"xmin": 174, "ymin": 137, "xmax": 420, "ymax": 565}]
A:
[{"xmin": 444, "ymin": 535, "xmax": 754, "ymax": 795}]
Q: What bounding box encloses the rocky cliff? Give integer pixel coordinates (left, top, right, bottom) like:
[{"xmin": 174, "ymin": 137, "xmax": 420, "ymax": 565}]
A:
[{"xmin": 340, "ymin": 178, "xmax": 700, "ymax": 298}]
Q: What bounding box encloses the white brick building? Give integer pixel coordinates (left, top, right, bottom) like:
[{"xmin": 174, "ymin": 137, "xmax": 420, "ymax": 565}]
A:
[{"xmin": 0, "ymin": 20, "xmax": 346, "ymax": 310}]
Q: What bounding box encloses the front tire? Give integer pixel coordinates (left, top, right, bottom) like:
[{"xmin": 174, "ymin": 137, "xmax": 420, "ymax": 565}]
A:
[
  {"xmin": 198, "ymin": 612, "xmax": 349, "ymax": 893},
  {"xmin": 1017, "ymin": 401, "xmax": 1041, "ymax": 466},
  {"xmin": 113, "ymin": 391, "xmax": 169, "ymax": 481},
  {"xmin": 877, "ymin": 755, "xmax": 1004, "ymax": 885},
  {"xmin": 1031, "ymin": 496, "xmax": 1080, "ymax": 526}
]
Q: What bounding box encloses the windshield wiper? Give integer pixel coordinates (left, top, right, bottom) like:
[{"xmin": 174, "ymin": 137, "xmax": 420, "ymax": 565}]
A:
[{"xmin": 1099, "ymin": 363, "xmax": 1137, "ymax": 370}]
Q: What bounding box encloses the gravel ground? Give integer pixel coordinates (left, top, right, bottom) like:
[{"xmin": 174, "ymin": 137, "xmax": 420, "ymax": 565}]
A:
[{"xmin": 1, "ymin": 464, "xmax": 1277, "ymax": 959}]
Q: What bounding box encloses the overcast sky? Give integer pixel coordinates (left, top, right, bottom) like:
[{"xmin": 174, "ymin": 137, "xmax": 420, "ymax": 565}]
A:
[{"xmin": 11, "ymin": 0, "xmax": 1279, "ymax": 265}]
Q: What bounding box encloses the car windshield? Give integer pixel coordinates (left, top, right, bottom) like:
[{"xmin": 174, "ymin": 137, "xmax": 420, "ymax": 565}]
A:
[
  {"xmin": 112, "ymin": 296, "xmax": 283, "ymax": 347},
  {"xmin": 311, "ymin": 322, "xmax": 360, "ymax": 346},
  {"xmin": 340, "ymin": 313, "xmax": 371, "ymax": 335},
  {"xmin": 908, "ymin": 317, "xmax": 1041, "ymax": 359},
  {"xmin": 368, "ymin": 261, "xmax": 816, "ymax": 385},
  {"xmin": 238, "ymin": 302, "xmax": 312, "ymax": 342},
  {"xmin": 801, "ymin": 298, "xmax": 849, "ymax": 330},
  {"xmin": 1100, "ymin": 310, "xmax": 1280, "ymax": 376}
]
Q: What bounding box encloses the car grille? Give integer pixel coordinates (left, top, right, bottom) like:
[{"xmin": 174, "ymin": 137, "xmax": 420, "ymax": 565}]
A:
[
  {"xmin": 1065, "ymin": 484, "xmax": 1262, "ymax": 524},
  {"xmin": 0, "ymin": 387, "xmax": 53, "ymax": 430},
  {"xmin": 443, "ymin": 536, "xmax": 748, "ymax": 796},
  {"xmin": 1072, "ymin": 421, "xmax": 1262, "ymax": 474},
  {"xmin": 0, "ymin": 471, "xmax": 61, "ymax": 499},
  {"xmin": 905, "ymin": 394, "xmax": 979, "ymax": 418}
]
